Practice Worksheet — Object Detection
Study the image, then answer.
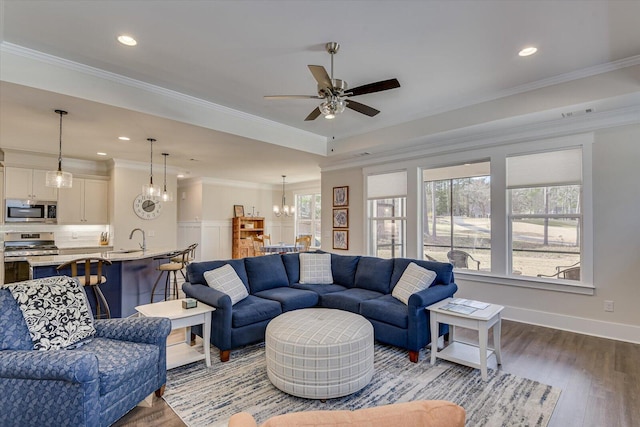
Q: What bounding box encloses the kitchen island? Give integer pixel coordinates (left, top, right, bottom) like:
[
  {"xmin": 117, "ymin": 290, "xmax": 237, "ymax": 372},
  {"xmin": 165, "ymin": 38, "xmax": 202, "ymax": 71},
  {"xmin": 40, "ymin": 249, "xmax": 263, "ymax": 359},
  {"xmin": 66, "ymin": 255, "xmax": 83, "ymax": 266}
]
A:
[{"xmin": 29, "ymin": 248, "xmax": 180, "ymax": 317}]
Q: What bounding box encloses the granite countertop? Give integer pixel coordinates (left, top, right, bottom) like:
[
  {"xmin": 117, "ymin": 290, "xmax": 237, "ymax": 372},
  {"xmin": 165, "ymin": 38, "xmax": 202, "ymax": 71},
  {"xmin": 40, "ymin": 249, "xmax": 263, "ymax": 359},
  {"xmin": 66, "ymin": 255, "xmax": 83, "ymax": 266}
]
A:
[{"xmin": 27, "ymin": 248, "xmax": 179, "ymax": 267}]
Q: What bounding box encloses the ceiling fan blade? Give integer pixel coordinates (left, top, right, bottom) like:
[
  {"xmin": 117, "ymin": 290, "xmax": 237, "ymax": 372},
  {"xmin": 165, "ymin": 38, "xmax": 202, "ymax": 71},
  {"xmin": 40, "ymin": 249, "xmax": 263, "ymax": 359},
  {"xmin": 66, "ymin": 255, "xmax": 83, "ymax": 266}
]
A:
[
  {"xmin": 304, "ymin": 107, "xmax": 322, "ymax": 121},
  {"xmin": 308, "ymin": 65, "xmax": 332, "ymax": 89},
  {"xmin": 346, "ymin": 100, "xmax": 380, "ymax": 117},
  {"xmin": 347, "ymin": 78, "xmax": 400, "ymax": 97},
  {"xmin": 264, "ymin": 95, "xmax": 322, "ymax": 100}
]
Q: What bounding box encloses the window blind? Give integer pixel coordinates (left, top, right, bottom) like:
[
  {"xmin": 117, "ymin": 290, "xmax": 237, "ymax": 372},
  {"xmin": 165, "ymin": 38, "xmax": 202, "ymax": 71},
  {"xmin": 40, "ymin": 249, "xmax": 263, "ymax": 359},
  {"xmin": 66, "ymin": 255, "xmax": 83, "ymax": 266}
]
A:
[
  {"xmin": 507, "ymin": 148, "xmax": 582, "ymax": 189},
  {"xmin": 367, "ymin": 171, "xmax": 407, "ymax": 199}
]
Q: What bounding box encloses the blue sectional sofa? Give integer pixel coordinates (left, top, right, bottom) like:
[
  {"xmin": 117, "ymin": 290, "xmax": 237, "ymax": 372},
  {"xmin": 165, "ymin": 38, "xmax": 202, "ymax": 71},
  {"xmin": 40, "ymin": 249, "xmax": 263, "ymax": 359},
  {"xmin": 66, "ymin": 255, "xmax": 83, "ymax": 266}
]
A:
[{"xmin": 183, "ymin": 252, "xmax": 457, "ymax": 363}]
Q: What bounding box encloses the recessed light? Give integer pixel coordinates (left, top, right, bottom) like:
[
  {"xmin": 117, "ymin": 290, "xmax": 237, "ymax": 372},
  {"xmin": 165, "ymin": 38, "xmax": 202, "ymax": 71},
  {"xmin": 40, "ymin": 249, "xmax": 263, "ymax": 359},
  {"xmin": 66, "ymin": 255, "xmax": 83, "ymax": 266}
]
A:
[
  {"xmin": 117, "ymin": 35, "xmax": 137, "ymax": 47},
  {"xmin": 518, "ymin": 46, "xmax": 538, "ymax": 57},
  {"xmin": 97, "ymin": 152, "xmax": 107, "ymax": 156},
  {"xmin": 118, "ymin": 136, "xmax": 130, "ymax": 141},
  {"xmin": 177, "ymin": 174, "xmax": 185, "ymax": 179}
]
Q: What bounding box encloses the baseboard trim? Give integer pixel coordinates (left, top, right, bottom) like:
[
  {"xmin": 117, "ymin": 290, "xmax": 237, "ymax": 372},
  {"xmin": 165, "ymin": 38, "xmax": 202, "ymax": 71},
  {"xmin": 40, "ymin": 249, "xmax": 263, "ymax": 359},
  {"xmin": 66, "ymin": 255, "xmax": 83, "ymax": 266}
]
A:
[{"xmin": 502, "ymin": 306, "xmax": 640, "ymax": 344}]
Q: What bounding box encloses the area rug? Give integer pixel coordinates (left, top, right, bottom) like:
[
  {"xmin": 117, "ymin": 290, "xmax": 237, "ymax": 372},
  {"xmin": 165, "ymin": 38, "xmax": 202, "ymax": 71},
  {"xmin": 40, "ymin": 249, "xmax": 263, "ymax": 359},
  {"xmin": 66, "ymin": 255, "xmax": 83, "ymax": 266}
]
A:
[{"xmin": 163, "ymin": 342, "xmax": 560, "ymax": 427}]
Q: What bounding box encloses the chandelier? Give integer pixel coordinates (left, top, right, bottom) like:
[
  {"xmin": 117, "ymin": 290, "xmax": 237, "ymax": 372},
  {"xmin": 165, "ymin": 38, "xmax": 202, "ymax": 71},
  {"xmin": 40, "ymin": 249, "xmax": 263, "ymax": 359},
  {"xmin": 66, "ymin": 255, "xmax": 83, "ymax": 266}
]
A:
[{"xmin": 273, "ymin": 175, "xmax": 295, "ymax": 217}]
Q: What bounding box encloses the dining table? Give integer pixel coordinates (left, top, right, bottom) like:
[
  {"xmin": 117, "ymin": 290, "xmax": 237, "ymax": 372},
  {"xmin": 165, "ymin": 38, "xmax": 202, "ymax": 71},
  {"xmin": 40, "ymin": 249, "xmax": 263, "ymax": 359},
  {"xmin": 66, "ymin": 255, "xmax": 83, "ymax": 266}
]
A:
[{"xmin": 261, "ymin": 244, "xmax": 300, "ymax": 254}]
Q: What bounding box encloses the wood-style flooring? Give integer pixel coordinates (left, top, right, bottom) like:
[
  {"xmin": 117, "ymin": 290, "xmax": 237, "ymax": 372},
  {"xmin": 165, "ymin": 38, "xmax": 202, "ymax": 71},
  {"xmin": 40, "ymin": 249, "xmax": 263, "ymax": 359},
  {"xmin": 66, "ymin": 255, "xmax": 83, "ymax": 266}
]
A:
[{"xmin": 114, "ymin": 320, "xmax": 640, "ymax": 427}]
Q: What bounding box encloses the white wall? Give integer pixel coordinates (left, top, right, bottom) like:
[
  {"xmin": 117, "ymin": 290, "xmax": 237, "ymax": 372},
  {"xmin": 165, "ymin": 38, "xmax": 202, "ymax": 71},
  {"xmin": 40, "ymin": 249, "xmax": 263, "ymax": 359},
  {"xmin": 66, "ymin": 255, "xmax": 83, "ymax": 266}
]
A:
[
  {"xmin": 110, "ymin": 164, "xmax": 177, "ymax": 250},
  {"xmin": 320, "ymin": 124, "xmax": 640, "ymax": 342}
]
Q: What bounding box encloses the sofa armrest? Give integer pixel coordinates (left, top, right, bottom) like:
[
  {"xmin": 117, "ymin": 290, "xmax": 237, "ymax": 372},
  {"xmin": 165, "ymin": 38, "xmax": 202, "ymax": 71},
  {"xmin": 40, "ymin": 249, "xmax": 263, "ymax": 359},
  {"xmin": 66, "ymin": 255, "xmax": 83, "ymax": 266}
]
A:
[
  {"xmin": 182, "ymin": 282, "xmax": 232, "ymax": 310},
  {"xmin": 0, "ymin": 350, "xmax": 98, "ymax": 383},
  {"xmin": 408, "ymin": 282, "xmax": 458, "ymax": 308},
  {"xmin": 94, "ymin": 317, "xmax": 171, "ymax": 346}
]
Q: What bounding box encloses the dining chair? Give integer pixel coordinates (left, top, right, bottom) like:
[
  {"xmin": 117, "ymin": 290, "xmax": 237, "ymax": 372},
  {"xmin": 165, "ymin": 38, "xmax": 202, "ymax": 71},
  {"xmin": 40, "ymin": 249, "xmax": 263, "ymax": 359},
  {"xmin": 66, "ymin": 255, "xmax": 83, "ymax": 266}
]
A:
[
  {"xmin": 56, "ymin": 257, "xmax": 113, "ymax": 319},
  {"xmin": 295, "ymin": 235, "xmax": 312, "ymax": 252}
]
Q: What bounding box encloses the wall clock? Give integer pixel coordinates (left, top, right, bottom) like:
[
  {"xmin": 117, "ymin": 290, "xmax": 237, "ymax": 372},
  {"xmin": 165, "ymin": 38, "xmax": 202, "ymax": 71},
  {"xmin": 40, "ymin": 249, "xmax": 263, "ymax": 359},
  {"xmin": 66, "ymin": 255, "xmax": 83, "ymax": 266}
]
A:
[{"xmin": 133, "ymin": 194, "xmax": 162, "ymax": 220}]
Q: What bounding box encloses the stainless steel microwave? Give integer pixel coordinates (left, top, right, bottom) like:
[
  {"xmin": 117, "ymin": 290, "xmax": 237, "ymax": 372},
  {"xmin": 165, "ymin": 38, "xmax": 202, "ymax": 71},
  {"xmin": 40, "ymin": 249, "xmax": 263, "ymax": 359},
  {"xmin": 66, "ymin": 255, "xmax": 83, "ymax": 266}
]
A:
[{"xmin": 5, "ymin": 199, "xmax": 57, "ymax": 223}]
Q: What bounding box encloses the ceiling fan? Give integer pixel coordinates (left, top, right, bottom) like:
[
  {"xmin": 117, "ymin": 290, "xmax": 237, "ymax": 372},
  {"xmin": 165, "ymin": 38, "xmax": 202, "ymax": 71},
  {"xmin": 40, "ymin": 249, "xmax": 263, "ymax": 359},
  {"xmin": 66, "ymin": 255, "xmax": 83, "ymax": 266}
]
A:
[{"xmin": 265, "ymin": 42, "xmax": 400, "ymax": 121}]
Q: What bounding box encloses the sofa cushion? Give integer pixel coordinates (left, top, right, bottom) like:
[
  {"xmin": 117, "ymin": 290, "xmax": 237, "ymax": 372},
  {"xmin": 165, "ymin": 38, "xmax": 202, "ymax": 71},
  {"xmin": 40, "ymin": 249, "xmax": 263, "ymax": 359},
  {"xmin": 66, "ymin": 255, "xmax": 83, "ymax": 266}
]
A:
[
  {"xmin": 4, "ymin": 276, "xmax": 96, "ymax": 351},
  {"xmin": 299, "ymin": 253, "xmax": 333, "ymax": 284},
  {"xmin": 231, "ymin": 295, "xmax": 282, "ymax": 328},
  {"xmin": 204, "ymin": 264, "xmax": 249, "ymax": 305},
  {"xmin": 392, "ymin": 262, "xmax": 437, "ymax": 305},
  {"xmin": 360, "ymin": 294, "xmax": 409, "ymax": 329},
  {"xmin": 291, "ymin": 283, "xmax": 348, "ymax": 295},
  {"xmin": 281, "ymin": 253, "xmax": 300, "ymax": 285},
  {"xmin": 188, "ymin": 259, "xmax": 249, "ymax": 287},
  {"xmin": 391, "ymin": 258, "xmax": 453, "ymax": 288},
  {"xmin": 354, "ymin": 257, "xmax": 395, "ymax": 294},
  {"xmin": 75, "ymin": 337, "xmax": 158, "ymax": 395},
  {"xmin": 319, "ymin": 288, "xmax": 384, "ymax": 313},
  {"xmin": 0, "ymin": 288, "xmax": 33, "ymax": 351},
  {"xmin": 254, "ymin": 288, "xmax": 319, "ymax": 312},
  {"xmin": 245, "ymin": 255, "xmax": 289, "ymax": 293},
  {"xmin": 331, "ymin": 254, "xmax": 361, "ymax": 288}
]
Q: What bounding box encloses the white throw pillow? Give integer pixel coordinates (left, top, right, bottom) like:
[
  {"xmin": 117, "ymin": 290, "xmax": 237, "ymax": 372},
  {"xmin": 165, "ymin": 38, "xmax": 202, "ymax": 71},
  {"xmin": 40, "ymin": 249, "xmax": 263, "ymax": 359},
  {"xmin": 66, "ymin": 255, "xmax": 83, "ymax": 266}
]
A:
[
  {"xmin": 299, "ymin": 253, "xmax": 333, "ymax": 284},
  {"xmin": 204, "ymin": 264, "xmax": 249, "ymax": 305},
  {"xmin": 392, "ymin": 262, "xmax": 437, "ymax": 305},
  {"xmin": 4, "ymin": 276, "xmax": 96, "ymax": 351}
]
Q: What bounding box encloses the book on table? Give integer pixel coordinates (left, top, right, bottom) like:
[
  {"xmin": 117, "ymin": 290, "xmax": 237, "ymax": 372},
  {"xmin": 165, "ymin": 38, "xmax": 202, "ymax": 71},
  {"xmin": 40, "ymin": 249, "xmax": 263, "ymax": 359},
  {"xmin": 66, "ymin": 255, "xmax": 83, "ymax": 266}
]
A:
[
  {"xmin": 450, "ymin": 298, "xmax": 490, "ymax": 310},
  {"xmin": 440, "ymin": 303, "xmax": 477, "ymax": 315}
]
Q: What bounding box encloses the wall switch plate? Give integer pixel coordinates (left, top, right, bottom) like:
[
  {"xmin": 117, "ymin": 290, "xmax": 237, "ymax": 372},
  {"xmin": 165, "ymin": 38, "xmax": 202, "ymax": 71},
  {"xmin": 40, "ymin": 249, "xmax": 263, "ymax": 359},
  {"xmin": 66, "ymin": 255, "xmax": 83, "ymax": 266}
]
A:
[
  {"xmin": 604, "ymin": 300, "xmax": 614, "ymax": 312},
  {"xmin": 148, "ymin": 230, "xmax": 155, "ymax": 237},
  {"xmin": 72, "ymin": 232, "xmax": 78, "ymax": 239}
]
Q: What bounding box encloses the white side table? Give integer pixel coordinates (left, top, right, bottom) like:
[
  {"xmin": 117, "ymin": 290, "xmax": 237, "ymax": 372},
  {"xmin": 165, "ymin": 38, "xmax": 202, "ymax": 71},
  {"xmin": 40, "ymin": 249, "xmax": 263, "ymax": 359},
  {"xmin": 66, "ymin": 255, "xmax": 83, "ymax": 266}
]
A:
[
  {"xmin": 135, "ymin": 299, "xmax": 214, "ymax": 369},
  {"xmin": 427, "ymin": 298, "xmax": 503, "ymax": 381}
]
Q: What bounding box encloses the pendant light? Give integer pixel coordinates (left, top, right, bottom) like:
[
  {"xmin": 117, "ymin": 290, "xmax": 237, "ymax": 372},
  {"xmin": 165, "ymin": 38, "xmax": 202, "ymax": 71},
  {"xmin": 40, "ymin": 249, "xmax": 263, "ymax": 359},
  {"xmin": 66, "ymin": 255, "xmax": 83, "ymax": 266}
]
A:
[
  {"xmin": 273, "ymin": 175, "xmax": 295, "ymax": 217},
  {"xmin": 142, "ymin": 138, "xmax": 161, "ymax": 199},
  {"xmin": 161, "ymin": 152, "xmax": 173, "ymax": 202},
  {"xmin": 45, "ymin": 109, "xmax": 73, "ymax": 188}
]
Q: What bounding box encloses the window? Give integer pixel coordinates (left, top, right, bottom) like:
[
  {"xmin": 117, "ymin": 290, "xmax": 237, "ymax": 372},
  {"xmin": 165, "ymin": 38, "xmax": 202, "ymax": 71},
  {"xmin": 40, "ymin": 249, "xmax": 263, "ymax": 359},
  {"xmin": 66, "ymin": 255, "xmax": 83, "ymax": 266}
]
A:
[
  {"xmin": 295, "ymin": 192, "xmax": 321, "ymax": 247},
  {"xmin": 422, "ymin": 162, "xmax": 491, "ymax": 270},
  {"xmin": 367, "ymin": 171, "xmax": 407, "ymax": 258},
  {"xmin": 507, "ymin": 148, "xmax": 582, "ymax": 280}
]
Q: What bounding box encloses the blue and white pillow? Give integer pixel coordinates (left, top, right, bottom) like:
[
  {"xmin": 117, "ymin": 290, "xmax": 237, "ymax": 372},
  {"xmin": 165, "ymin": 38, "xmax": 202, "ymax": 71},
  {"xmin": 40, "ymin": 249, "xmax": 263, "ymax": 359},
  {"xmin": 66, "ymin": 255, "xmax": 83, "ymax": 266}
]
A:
[
  {"xmin": 204, "ymin": 264, "xmax": 249, "ymax": 305},
  {"xmin": 299, "ymin": 253, "xmax": 333, "ymax": 284},
  {"xmin": 4, "ymin": 276, "xmax": 96, "ymax": 351},
  {"xmin": 392, "ymin": 262, "xmax": 437, "ymax": 305}
]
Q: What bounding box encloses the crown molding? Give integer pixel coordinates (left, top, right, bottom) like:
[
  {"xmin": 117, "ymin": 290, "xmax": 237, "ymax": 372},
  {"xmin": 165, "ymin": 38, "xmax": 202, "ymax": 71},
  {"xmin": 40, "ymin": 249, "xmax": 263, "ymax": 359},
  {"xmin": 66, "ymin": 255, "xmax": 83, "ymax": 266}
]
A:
[
  {"xmin": 0, "ymin": 42, "xmax": 327, "ymax": 154},
  {"xmin": 322, "ymin": 103, "xmax": 640, "ymax": 172},
  {"xmin": 179, "ymin": 176, "xmax": 274, "ymax": 191}
]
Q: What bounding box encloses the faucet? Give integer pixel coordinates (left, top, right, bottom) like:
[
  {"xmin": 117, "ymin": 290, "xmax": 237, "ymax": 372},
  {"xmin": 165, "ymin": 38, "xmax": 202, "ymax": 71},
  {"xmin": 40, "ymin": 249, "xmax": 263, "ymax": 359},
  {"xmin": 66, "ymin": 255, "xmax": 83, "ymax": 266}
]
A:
[{"xmin": 129, "ymin": 228, "xmax": 146, "ymax": 251}]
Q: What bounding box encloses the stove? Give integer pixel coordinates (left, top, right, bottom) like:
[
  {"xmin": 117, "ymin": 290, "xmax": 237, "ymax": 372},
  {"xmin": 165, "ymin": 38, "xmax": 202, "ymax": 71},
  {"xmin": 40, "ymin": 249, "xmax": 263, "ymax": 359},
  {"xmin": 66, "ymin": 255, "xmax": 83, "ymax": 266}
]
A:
[{"xmin": 4, "ymin": 232, "xmax": 59, "ymax": 259}]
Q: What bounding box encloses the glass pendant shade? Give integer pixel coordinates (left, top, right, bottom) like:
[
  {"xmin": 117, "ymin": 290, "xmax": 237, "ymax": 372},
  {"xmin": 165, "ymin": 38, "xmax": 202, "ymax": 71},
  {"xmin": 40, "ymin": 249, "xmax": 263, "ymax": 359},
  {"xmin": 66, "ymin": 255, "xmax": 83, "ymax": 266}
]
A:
[
  {"xmin": 46, "ymin": 109, "xmax": 73, "ymax": 188},
  {"xmin": 143, "ymin": 138, "xmax": 161, "ymax": 200},
  {"xmin": 160, "ymin": 152, "xmax": 173, "ymax": 202},
  {"xmin": 46, "ymin": 170, "xmax": 73, "ymax": 188},
  {"xmin": 273, "ymin": 175, "xmax": 295, "ymax": 217}
]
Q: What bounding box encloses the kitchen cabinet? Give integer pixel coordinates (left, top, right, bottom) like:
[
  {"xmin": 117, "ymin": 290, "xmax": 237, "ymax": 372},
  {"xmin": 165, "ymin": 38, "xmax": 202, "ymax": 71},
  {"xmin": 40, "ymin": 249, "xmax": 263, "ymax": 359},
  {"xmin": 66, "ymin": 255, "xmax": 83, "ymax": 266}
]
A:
[
  {"xmin": 4, "ymin": 167, "xmax": 58, "ymax": 201},
  {"xmin": 58, "ymin": 178, "xmax": 109, "ymax": 224}
]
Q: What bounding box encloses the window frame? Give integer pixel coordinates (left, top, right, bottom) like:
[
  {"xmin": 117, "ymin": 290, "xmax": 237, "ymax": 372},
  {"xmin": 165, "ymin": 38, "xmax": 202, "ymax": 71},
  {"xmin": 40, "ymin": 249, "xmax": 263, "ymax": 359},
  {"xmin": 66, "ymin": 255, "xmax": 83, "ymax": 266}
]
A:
[{"xmin": 294, "ymin": 191, "xmax": 321, "ymax": 249}]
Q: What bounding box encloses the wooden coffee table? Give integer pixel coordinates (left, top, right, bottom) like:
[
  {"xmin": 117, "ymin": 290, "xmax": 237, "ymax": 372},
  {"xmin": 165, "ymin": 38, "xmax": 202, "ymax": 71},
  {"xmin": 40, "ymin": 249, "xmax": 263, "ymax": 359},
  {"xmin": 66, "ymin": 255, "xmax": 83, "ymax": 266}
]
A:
[
  {"xmin": 427, "ymin": 298, "xmax": 503, "ymax": 380},
  {"xmin": 135, "ymin": 299, "xmax": 214, "ymax": 369}
]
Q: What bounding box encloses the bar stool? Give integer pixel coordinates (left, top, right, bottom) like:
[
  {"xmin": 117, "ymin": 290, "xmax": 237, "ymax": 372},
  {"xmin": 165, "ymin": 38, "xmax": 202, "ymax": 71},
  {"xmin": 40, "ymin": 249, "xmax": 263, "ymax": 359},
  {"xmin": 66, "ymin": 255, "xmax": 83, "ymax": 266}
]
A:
[
  {"xmin": 170, "ymin": 243, "xmax": 198, "ymax": 280},
  {"xmin": 56, "ymin": 257, "xmax": 113, "ymax": 319},
  {"xmin": 150, "ymin": 247, "xmax": 191, "ymax": 303}
]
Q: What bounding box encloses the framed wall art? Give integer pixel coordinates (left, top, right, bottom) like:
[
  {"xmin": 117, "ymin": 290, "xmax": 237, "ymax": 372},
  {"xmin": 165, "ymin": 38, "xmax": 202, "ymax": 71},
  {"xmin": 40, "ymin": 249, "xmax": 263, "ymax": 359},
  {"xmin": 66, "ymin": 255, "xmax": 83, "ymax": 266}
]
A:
[
  {"xmin": 333, "ymin": 208, "xmax": 349, "ymax": 228},
  {"xmin": 333, "ymin": 230, "xmax": 349, "ymax": 250},
  {"xmin": 333, "ymin": 186, "xmax": 349, "ymax": 207},
  {"xmin": 234, "ymin": 205, "xmax": 245, "ymax": 217}
]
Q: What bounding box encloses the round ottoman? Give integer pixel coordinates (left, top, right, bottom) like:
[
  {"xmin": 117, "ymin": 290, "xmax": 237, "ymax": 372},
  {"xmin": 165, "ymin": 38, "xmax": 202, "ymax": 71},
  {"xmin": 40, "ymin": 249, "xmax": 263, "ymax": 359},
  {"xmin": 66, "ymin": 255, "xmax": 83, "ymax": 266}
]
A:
[{"xmin": 265, "ymin": 308, "xmax": 374, "ymax": 399}]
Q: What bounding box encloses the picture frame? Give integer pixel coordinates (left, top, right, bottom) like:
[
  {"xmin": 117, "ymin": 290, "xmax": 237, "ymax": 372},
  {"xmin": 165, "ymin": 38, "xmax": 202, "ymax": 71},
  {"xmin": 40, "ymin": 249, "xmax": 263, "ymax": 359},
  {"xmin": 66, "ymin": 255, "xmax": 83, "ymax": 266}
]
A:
[
  {"xmin": 333, "ymin": 186, "xmax": 349, "ymax": 207},
  {"xmin": 234, "ymin": 205, "xmax": 245, "ymax": 217},
  {"xmin": 333, "ymin": 230, "xmax": 349, "ymax": 250},
  {"xmin": 333, "ymin": 208, "xmax": 349, "ymax": 228}
]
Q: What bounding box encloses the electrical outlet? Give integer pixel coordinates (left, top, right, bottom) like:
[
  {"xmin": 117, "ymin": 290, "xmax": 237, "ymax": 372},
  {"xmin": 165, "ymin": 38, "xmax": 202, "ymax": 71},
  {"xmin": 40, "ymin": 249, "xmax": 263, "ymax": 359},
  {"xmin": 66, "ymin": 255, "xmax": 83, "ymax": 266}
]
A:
[
  {"xmin": 148, "ymin": 230, "xmax": 155, "ymax": 237},
  {"xmin": 72, "ymin": 232, "xmax": 78, "ymax": 239},
  {"xmin": 604, "ymin": 300, "xmax": 614, "ymax": 312}
]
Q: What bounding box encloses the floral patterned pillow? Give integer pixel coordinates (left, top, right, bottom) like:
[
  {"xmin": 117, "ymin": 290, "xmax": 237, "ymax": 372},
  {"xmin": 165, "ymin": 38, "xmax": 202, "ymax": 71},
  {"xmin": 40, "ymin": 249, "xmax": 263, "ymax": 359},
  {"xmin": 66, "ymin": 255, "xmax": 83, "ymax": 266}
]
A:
[{"xmin": 3, "ymin": 276, "xmax": 96, "ymax": 351}]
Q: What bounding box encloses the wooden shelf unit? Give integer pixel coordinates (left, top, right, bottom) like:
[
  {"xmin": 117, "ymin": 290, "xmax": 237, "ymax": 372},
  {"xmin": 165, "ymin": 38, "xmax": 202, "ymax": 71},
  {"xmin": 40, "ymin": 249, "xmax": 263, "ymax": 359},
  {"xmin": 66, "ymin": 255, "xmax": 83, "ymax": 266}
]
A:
[{"xmin": 232, "ymin": 216, "xmax": 265, "ymax": 259}]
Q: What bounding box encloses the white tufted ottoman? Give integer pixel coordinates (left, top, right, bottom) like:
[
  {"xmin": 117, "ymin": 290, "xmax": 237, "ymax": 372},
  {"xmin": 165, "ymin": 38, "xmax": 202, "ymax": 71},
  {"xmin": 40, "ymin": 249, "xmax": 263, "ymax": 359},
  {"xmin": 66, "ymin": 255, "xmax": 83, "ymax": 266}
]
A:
[{"xmin": 265, "ymin": 308, "xmax": 374, "ymax": 399}]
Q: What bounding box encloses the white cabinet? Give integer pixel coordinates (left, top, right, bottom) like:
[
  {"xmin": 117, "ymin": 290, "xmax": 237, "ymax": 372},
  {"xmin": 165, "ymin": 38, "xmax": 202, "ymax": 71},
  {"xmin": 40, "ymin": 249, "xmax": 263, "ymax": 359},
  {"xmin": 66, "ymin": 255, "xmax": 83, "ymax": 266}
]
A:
[
  {"xmin": 5, "ymin": 167, "xmax": 58, "ymax": 201},
  {"xmin": 58, "ymin": 178, "xmax": 109, "ymax": 224}
]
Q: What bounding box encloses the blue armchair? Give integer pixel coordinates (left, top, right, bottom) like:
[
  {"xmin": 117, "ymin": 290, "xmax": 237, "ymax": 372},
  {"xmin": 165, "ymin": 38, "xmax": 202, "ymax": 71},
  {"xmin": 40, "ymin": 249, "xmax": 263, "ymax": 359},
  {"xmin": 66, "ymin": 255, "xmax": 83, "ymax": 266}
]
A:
[{"xmin": 0, "ymin": 288, "xmax": 171, "ymax": 427}]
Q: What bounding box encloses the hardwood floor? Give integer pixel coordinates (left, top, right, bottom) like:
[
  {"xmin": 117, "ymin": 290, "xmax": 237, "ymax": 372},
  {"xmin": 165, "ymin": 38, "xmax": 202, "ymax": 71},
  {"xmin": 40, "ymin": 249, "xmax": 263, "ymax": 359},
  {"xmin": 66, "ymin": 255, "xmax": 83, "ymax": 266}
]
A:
[{"xmin": 114, "ymin": 321, "xmax": 640, "ymax": 427}]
